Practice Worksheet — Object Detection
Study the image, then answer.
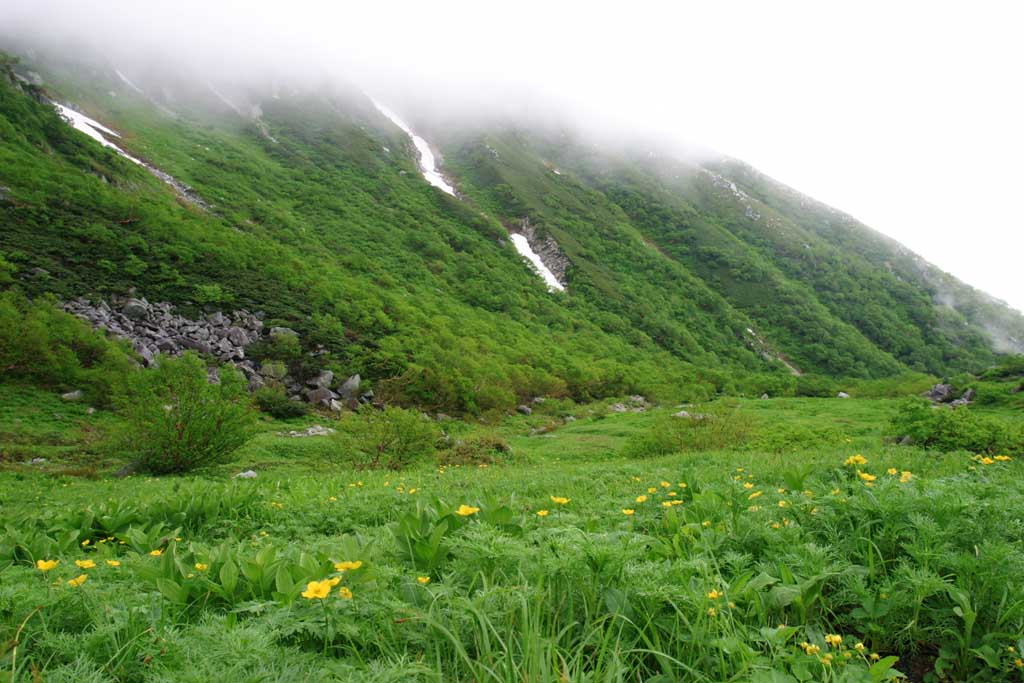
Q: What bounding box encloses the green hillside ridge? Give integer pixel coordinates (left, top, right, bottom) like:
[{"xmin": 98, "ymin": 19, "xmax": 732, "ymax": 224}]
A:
[{"xmin": 2, "ymin": 49, "xmax": 1022, "ymax": 414}]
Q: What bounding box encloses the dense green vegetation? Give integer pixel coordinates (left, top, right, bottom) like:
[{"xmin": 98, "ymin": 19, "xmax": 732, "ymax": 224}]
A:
[{"xmin": 3, "ymin": 388, "xmax": 1024, "ymax": 682}]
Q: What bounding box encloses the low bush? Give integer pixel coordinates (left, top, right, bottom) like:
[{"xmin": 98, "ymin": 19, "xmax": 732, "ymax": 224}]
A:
[
  {"xmin": 334, "ymin": 406, "xmax": 440, "ymax": 469},
  {"xmin": 438, "ymin": 435, "xmax": 513, "ymax": 467},
  {"xmin": 887, "ymin": 398, "xmax": 1023, "ymax": 454},
  {"xmin": 622, "ymin": 402, "xmax": 757, "ymax": 458},
  {"xmin": 114, "ymin": 353, "xmax": 256, "ymax": 474},
  {"xmin": 253, "ymin": 387, "xmax": 309, "ymax": 419}
]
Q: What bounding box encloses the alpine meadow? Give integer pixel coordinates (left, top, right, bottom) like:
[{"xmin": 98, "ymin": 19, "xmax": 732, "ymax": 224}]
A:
[{"xmin": 1, "ymin": 18, "xmax": 1024, "ymax": 683}]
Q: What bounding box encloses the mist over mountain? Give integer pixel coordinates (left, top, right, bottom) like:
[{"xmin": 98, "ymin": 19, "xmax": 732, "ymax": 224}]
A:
[{"xmin": 2, "ymin": 23, "xmax": 1023, "ymax": 412}]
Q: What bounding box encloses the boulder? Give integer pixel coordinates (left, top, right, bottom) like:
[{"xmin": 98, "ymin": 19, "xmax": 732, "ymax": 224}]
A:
[
  {"xmin": 628, "ymin": 395, "xmax": 646, "ymax": 404},
  {"xmin": 761, "ymin": 393, "xmax": 770, "ymax": 400},
  {"xmin": 672, "ymin": 410, "xmax": 692, "ymax": 418},
  {"xmin": 234, "ymin": 470, "xmax": 258, "ymax": 479},
  {"xmin": 338, "ymin": 374, "xmax": 361, "ymax": 400},
  {"xmin": 307, "ymin": 370, "xmax": 334, "ymax": 389},
  {"xmin": 516, "ymin": 405, "xmax": 532, "ymax": 415},
  {"xmin": 837, "ymin": 391, "xmax": 850, "ymax": 399},
  {"xmin": 226, "ymin": 327, "xmax": 248, "ymax": 346},
  {"xmin": 270, "ymin": 326, "xmax": 298, "ymax": 339},
  {"xmin": 61, "ymin": 389, "xmax": 83, "ymax": 402},
  {"xmin": 925, "ymin": 383, "xmax": 953, "ymax": 402},
  {"xmin": 609, "ymin": 403, "xmax": 628, "ymax": 413},
  {"xmin": 122, "ymin": 298, "xmax": 149, "ymax": 319},
  {"xmin": 960, "ymin": 388, "xmax": 976, "ymax": 402},
  {"xmin": 305, "ymin": 387, "xmax": 339, "ymax": 405}
]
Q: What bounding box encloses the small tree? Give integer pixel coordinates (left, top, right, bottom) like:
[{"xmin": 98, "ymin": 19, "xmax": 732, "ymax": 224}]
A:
[{"xmin": 116, "ymin": 353, "xmax": 255, "ymax": 474}]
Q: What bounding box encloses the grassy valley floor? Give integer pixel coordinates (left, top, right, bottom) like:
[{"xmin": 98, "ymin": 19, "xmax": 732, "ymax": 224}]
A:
[{"xmin": 1, "ymin": 391, "xmax": 1023, "ymax": 681}]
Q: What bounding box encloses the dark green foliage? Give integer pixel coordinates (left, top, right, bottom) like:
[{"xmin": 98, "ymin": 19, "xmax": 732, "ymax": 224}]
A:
[
  {"xmin": 887, "ymin": 398, "xmax": 1022, "ymax": 454},
  {"xmin": 622, "ymin": 402, "xmax": 757, "ymax": 457},
  {"xmin": 0, "ymin": 291, "xmax": 134, "ymax": 405},
  {"xmin": 253, "ymin": 387, "xmax": 309, "ymax": 419},
  {"xmin": 333, "ymin": 406, "xmax": 441, "ymax": 469},
  {"xmin": 114, "ymin": 353, "xmax": 256, "ymax": 473},
  {"xmin": 437, "ymin": 435, "xmax": 513, "ymax": 466}
]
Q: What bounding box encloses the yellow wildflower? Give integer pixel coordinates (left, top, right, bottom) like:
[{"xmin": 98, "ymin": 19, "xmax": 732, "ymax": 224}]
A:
[
  {"xmin": 647, "ymin": 487, "xmax": 656, "ymax": 494},
  {"xmin": 778, "ymin": 500, "xmax": 788, "ymax": 508},
  {"xmin": 854, "ymin": 642, "xmax": 865, "ymax": 652},
  {"xmin": 455, "ymin": 504, "xmax": 480, "ymax": 516},
  {"xmin": 536, "ymin": 509, "xmax": 549, "ymax": 517},
  {"xmin": 801, "ymin": 642, "xmax": 820, "ymax": 655},
  {"xmin": 417, "ymin": 576, "xmax": 431, "ymax": 584},
  {"xmin": 994, "ymin": 455, "xmax": 1011, "ymax": 462},
  {"xmin": 67, "ymin": 574, "xmax": 87, "ymax": 587},
  {"xmin": 1015, "ymin": 658, "xmax": 1023, "ymax": 668},
  {"xmin": 660, "ymin": 481, "xmax": 670, "ymax": 488},
  {"xmin": 870, "ymin": 653, "xmax": 880, "ymax": 661},
  {"xmin": 678, "ymin": 482, "xmax": 687, "ymax": 488},
  {"xmin": 194, "ymin": 563, "xmax": 208, "ymax": 571},
  {"xmin": 671, "ymin": 500, "xmax": 683, "ymax": 506},
  {"xmin": 777, "ymin": 488, "xmax": 786, "ymax": 494},
  {"xmin": 301, "ymin": 579, "xmax": 332, "ymax": 599},
  {"xmin": 668, "ymin": 491, "xmax": 677, "ymax": 497},
  {"xmin": 743, "ymin": 482, "xmax": 754, "ymax": 490},
  {"xmin": 74, "ymin": 559, "xmax": 96, "ymax": 570},
  {"xmin": 80, "ymin": 539, "xmax": 90, "ymax": 547},
  {"xmin": 748, "ymin": 505, "xmax": 760, "ymax": 512},
  {"xmin": 408, "ymin": 488, "xmax": 417, "ymax": 494},
  {"xmin": 748, "ymin": 491, "xmax": 762, "ymax": 500},
  {"xmin": 887, "ymin": 468, "xmax": 898, "ymax": 475},
  {"xmin": 338, "ymin": 586, "xmax": 353, "ymax": 600},
  {"xmin": 622, "ymin": 509, "xmax": 635, "ymax": 515},
  {"xmin": 702, "ymin": 520, "xmax": 711, "ymax": 527},
  {"xmin": 707, "ymin": 590, "xmax": 721, "ymax": 599},
  {"xmin": 980, "ymin": 456, "xmax": 994, "ymax": 465},
  {"xmin": 771, "ymin": 522, "xmax": 781, "ymax": 529},
  {"xmin": 106, "ymin": 560, "xmax": 121, "ymax": 568},
  {"xmin": 820, "ymin": 653, "xmax": 833, "ymax": 665},
  {"xmin": 635, "ymin": 495, "xmax": 648, "ymax": 503},
  {"xmin": 36, "ymin": 559, "xmax": 59, "ymax": 572},
  {"xmin": 549, "ymin": 496, "xmax": 570, "ymax": 505},
  {"xmin": 326, "ymin": 577, "xmax": 341, "ymax": 587},
  {"xmin": 844, "ymin": 454, "xmax": 868, "ymax": 466},
  {"xmin": 831, "ymin": 488, "xmax": 841, "ymax": 495},
  {"xmin": 149, "ymin": 549, "xmax": 163, "ymax": 557},
  {"xmin": 825, "ymin": 634, "xmax": 842, "ymax": 647},
  {"xmin": 857, "ymin": 471, "xmax": 876, "ymax": 482},
  {"xmin": 334, "ymin": 560, "xmax": 363, "ymax": 571},
  {"xmin": 706, "ymin": 607, "xmax": 717, "ymax": 616},
  {"xmin": 900, "ymin": 471, "xmax": 912, "ymax": 483}
]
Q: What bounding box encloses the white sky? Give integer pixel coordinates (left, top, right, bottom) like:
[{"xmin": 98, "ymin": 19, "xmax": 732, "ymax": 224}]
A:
[{"xmin": 6, "ymin": 0, "xmax": 1023, "ymax": 311}]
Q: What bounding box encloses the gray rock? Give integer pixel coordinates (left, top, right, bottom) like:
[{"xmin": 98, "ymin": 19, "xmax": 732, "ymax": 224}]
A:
[
  {"xmin": 61, "ymin": 389, "xmax": 83, "ymax": 402},
  {"xmin": 307, "ymin": 370, "xmax": 334, "ymax": 389},
  {"xmin": 327, "ymin": 399, "xmax": 343, "ymax": 412},
  {"xmin": 532, "ymin": 397, "xmax": 546, "ymax": 405},
  {"xmin": 28, "ymin": 457, "xmax": 47, "ymax": 465},
  {"xmin": 206, "ymin": 367, "xmax": 220, "ymax": 384},
  {"xmin": 628, "ymin": 395, "xmax": 646, "ymax": 404},
  {"xmin": 761, "ymin": 393, "xmax": 770, "ymax": 400},
  {"xmin": 85, "ymin": 407, "xmax": 96, "ymax": 415},
  {"xmin": 338, "ymin": 374, "xmax": 361, "ymax": 400},
  {"xmin": 837, "ymin": 391, "xmax": 850, "ymax": 399},
  {"xmin": 305, "ymin": 387, "xmax": 339, "ymax": 405},
  {"xmin": 247, "ymin": 374, "xmax": 265, "ymax": 392},
  {"xmin": 609, "ymin": 403, "xmax": 628, "ymax": 413},
  {"xmin": 960, "ymin": 388, "xmax": 976, "ymax": 402},
  {"xmin": 207, "ymin": 312, "xmax": 226, "ymax": 326},
  {"xmin": 122, "ymin": 298, "xmax": 149, "ymax": 319},
  {"xmin": 516, "ymin": 405, "xmax": 533, "ymax": 415},
  {"xmin": 563, "ymin": 415, "xmax": 576, "ymax": 422},
  {"xmin": 925, "ymin": 383, "xmax": 953, "ymax": 402},
  {"xmin": 234, "ymin": 470, "xmax": 258, "ymax": 479},
  {"xmin": 226, "ymin": 327, "xmax": 248, "ymax": 346},
  {"xmin": 270, "ymin": 326, "xmax": 298, "ymax": 339},
  {"xmin": 672, "ymin": 410, "xmax": 692, "ymax": 418}
]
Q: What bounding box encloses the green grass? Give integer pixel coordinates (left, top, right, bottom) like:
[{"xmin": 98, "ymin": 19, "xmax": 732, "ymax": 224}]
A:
[{"xmin": 2, "ymin": 394, "xmax": 1023, "ymax": 681}]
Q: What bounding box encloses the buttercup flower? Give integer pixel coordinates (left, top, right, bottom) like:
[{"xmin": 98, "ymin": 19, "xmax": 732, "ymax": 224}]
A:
[
  {"xmin": 337, "ymin": 586, "xmax": 353, "ymax": 600},
  {"xmin": 742, "ymin": 482, "xmax": 754, "ymax": 490},
  {"xmin": 887, "ymin": 468, "xmax": 897, "ymax": 475},
  {"xmin": 195, "ymin": 563, "xmax": 208, "ymax": 571},
  {"xmin": 549, "ymin": 496, "xmax": 569, "ymax": 505},
  {"xmin": 106, "ymin": 560, "xmax": 121, "ymax": 568},
  {"xmin": 748, "ymin": 491, "xmax": 762, "ymax": 500},
  {"xmin": 74, "ymin": 559, "xmax": 96, "ymax": 569},
  {"xmin": 67, "ymin": 574, "xmax": 87, "ymax": 587},
  {"xmin": 536, "ymin": 509, "xmax": 549, "ymax": 517},
  {"xmin": 36, "ymin": 559, "xmax": 59, "ymax": 572},
  {"xmin": 455, "ymin": 504, "xmax": 480, "ymax": 516},
  {"xmin": 707, "ymin": 590, "xmax": 721, "ymax": 599},
  {"xmin": 334, "ymin": 560, "xmax": 363, "ymax": 571},
  {"xmin": 417, "ymin": 576, "xmax": 431, "ymax": 584},
  {"xmin": 149, "ymin": 549, "xmax": 163, "ymax": 556},
  {"xmin": 301, "ymin": 579, "xmax": 332, "ymax": 599},
  {"xmin": 825, "ymin": 634, "xmax": 842, "ymax": 647},
  {"xmin": 857, "ymin": 471, "xmax": 876, "ymax": 482},
  {"xmin": 844, "ymin": 454, "xmax": 868, "ymax": 466},
  {"xmin": 635, "ymin": 495, "xmax": 648, "ymax": 503},
  {"xmin": 622, "ymin": 509, "xmax": 635, "ymax": 515}
]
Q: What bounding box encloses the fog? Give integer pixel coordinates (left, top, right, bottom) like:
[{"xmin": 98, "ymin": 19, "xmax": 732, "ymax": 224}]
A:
[{"xmin": 3, "ymin": 0, "xmax": 1023, "ymax": 311}]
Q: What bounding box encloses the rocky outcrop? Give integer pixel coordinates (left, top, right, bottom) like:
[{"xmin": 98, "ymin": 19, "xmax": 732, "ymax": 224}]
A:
[
  {"xmin": 64, "ymin": 296, "xmax": 263, "ymax": 366},
  {"xmin": 924, "ymin": 383, "xmax": 953, "ymax": 402},
  {"xmin": 519, "ymin": 218, "xmax": 570, "ymax": 285}
]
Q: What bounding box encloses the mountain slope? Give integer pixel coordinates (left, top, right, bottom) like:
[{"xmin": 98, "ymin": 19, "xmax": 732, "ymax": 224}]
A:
[{"xmin": 1, "ymin": 49, "xmax": 1021, "ymax": 413}]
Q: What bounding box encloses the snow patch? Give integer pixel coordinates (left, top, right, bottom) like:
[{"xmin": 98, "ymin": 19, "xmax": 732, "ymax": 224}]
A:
[
  {"xmin": 372, "ymin": 101, "xmax": 456, "ymax": 196},
  {"xmin": 55, "ymin": 104, "xmax": 142, "ymax": 165},
  {"xmin": 510, "ymin": 234, "xmax": 565, "ymax": 292},
  {"xmin": 115, "ymin": 69, "xmax": 144, "ymax": 95}
]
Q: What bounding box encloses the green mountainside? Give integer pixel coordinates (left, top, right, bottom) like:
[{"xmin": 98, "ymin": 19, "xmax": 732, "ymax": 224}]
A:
[{"xmin": 2, "ymin": 49, "xmax": 1022, "ymax": 412}]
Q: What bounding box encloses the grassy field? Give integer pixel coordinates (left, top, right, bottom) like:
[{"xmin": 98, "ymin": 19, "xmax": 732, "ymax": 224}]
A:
[{"xmin": 1, "ymin": 390, "xmax": 1023, "ymax": 682}]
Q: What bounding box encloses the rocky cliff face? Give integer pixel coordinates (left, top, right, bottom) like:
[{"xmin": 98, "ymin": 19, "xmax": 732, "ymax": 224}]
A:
[{"xmin": 519, "ymin": 218, "xmax": 570, "ymax": 286}]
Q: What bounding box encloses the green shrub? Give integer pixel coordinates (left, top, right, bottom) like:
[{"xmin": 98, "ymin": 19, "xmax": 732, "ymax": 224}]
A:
[
  {"xmin": 114, "ymin": 353, "xmax": 256, "ymax": 474},
  {"xmin": 253, "ymin": 387, "xmax": 309, "ymax": 419},
  {"xmin": 887, "ymin": 398, "xmax": 1023, "ymax": 454},
  {"xmin": 794, "ymin": 374, "xmax": 840, "ymax": 398},
  {"xmin": 438, "ymin": 435, "xmax": 513, "ymax": 467},
  {"xmin": 334, "ymin": 406, "xmax": 440, "ymax": 469}
]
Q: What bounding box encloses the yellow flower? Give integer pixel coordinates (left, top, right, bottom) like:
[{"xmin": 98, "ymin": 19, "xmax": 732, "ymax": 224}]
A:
[
  {"xmin": 748, "ymin": 505, "xmax": 760, "ymax": 512},
  {"xmin": 149, "ymin": 549, "xmax": 163, "ymax": 556},
  {"xmin": 549, "ymin": 496, "xmax": 570, "ymax": 505},
  {"xmin": 536, "ymin": 509, "xmax": 549, "ymax": 517},
  {"xmin": 647, "ymin": 487, "xmax": 656, "ymax": 494},
  {"xmin": 801, "ymin": 642, "xmax": 821, "ymax": 655},
  {"xmin": 337, "ymin": 586, "xmax": 353, "ymax": 600},
  {"xmin": 771, "ymin": 522, "xmax": 781, "ymax": 529},
  {"xmin": 408, "ymin": 488, "xmax": 417, "ymax": 494},
  {"xmin": 106, "ymin": 560, "xmax": 121, "ymax": 568},
  {"xmin": 301, "ymin": 579, "xmax": 332, "ymax": 599},
  {"xmin": 748, "ymin": 491, "xmax": 762, "ymax": 500},
  {"xmin": 743, "ymin": 482, "xmax": 754, "ymax": 490},
  {"xmin": 334, "ymin": 560, "xmax": 363, "ymax": 571},
  {"xmin": 670, "ymin": 500, "xmax": 683, "ymax": 506},
  {"xmin": 803, "ymin": 490, "xmax": 813, "ymax": 497},
  {"xmin": 844, "ymin": 454, "xmax": 868, "ymax": 466},
  {"xmin": 857, "ymin": 471, "xmax": 876, "ymax": 482},
  {"xmin": 661, "ymin": 501, "xmax": 672, "ymax": 507},
  {"xmin": 825, "ymin": 634, "xmax": 842, "ymax": 647},
  {"xmin": 980, "ymin": 456, "xmax": 994, "ymax": 465},
  {"xmin": 327, "ymin": 577, "xmax": 341, "ymax": 586},
  {"xmin": 328, "ymin": 496, "xmax": 337, "ymax": 502},
  {"xmin": 668, "ymin": 491, "xmax": 677, "ymax": 497},
  {"xmin": 417, "ymin": 576, "xmax": 431, "ymax": 584},
  {"xmin": 854, "ymin": 642, "xmax": 865, "ymax": 652},
  {"xmin": 80, "ymin": 539, "xmax": 90, "ymax": 547},
  {"xmin": 67, "ymin": 574, "xmax": 87, "ymax": 587},
  {"xmin": 635, "ymin": 495, "xmax": 648, "ymax": 503},
  {"xmin": 899, "ymin": 471, "xmax": 912, "ymax": 483},
  {"xmin": 678, "ymin": 482, "xmax": 687, "ymax": 488},
  {"xmin": 455, "ymin": 504, "xmax": 480, "ymax": 516},
  {"xmin": 777, "ymin": 488, "xmax": 786, "ymax": 494},
  {"xmin": 702, "ymin": 520, "xmax": 711, "ymax": 527},
  {"xmin": 1014, "ymin": 658, "xmax": 1023, "ymax": 669},
  {"xmin": 707, "ymin": 590, "xmax": 721, "ymax": 599},
  {"xmin": 831, "ymin": 488, "xmax": 841, "ymax": 495},
  {"xmin": 659, "ymin": 481, "xmax": 670, "ymax": 488},
  {"xmin": 36, "ymin": 559, "xmax": 59, "ymax": 572},
  {"xmin": 622, "ymin": 509, "xmax": 635, "ymax": 515},
  {"xmin": 706, "ymin": 607, "xmax": 717, "ymax": 617},
  {"xmin": 994, "ymin": 455, "xmax": 1011, "ymax": 462},
  {"xmin": 195, "ymin": 563, "xmax": 208, "ymax": 571},
  {"xmin": 74, "ymin": 559, "xmax": 96, "ymax": 569},
  {"xmin": 820, "ymin": 653, "xmax": 833, "ymax": 665},
  {"xmin": 870, "ymin": 653, "xmax": 880, "ymax": 661},
  {"xmin": 778, "ymin": 500, "xmax": 788, "ymax": 508},
  {"xmin": 887, "ymin": 468, "xmax": 897, "ymax": 475}
]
